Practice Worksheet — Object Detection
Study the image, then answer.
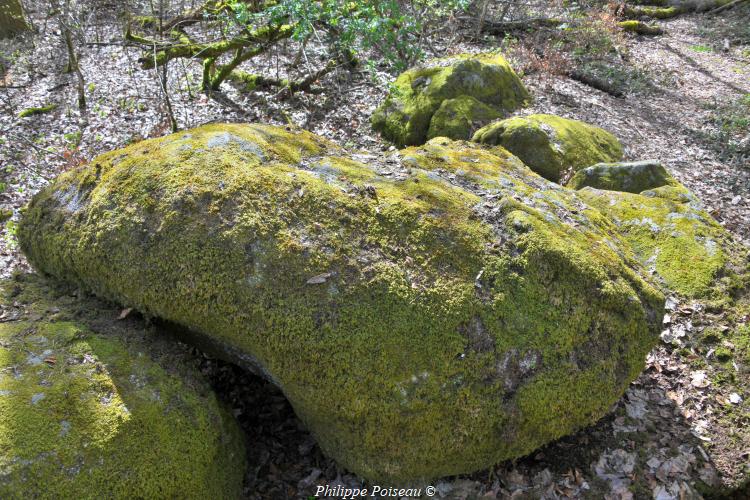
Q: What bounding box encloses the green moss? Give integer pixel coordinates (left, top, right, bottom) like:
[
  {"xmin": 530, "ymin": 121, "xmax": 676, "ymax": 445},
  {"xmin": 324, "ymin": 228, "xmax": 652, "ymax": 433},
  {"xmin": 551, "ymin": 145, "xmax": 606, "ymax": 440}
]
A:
[
  {"xmin": 226, "ymin": 69, "xmax": 293, "ymax": 93},
  {"xmin": 578, "ymin": 186, "xmax": 731, "ymax": 298},
  {"xmin": 131, "ymin": 15, "xmax": 158, "ymax": 29},
  {"xmin": 472, "ymin": 114, "xmax": 623, "ymax": 182},
  {"xmin": 0, "ymin": 208, "xmax": 11, "ymax": 223},
  {"xmin": 371, "ymin": 53, "xmax": 530, "ymax": 147},
  {"xmin": 18, "ymin": 104, "xmax": 57, "ymax": 118},
  {"xmin": 426, "ymin": 95, "xmax": 502, "ymax": 141},
  {"xmin": 732, "ymin": 313, "xmax": 750, "ymax": 369},
  {"xmin": 19, "ymin": 126, "xmax": 662, "ymax": 482},
  {"xmin": 632, "ymin": 6, "xmax": 683, "ymax": 19},
  {"xmin": 702, "ymin": 327, "xmax": 723, "ymax": 345},
  {"xmin": 567, "ymin": 160, "xmax": 678, "ymax": 193},
  {"xmin": 227, "ymin": 69, "xmax": 265, "ymax": 92},
  {"xmin": 618, "ymin": 21, "xmax": 663, "ymax": 36},
  {"xmin": 640, "ymin": 184, "xmax": 695, "ymax": 203},
  {"xmin": 715, "ymin": 347, "xmax": 733, "ymax": 362},
  {"xmin": 622, "ymin": 3, "xmax": 699, "ymax": 20},
  {"xmin": 0, "ymin": 275, "xmax": 245, "ymax": 498}
]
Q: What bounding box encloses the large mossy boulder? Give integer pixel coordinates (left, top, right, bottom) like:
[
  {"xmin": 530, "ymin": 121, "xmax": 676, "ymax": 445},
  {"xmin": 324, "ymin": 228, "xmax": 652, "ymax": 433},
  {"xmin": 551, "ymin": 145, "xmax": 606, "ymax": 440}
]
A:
[
  {"xmin": 371, "ymin": 53, "xmax": 530, "ymax": 147},
  {"xmin": 19, "ymin": 124, "xmax": 663, "ymax": 482},
  {"xmin": 567, "ymin": 160, "xmax": 678, "ymax": 193},
  {"xmin": 0, "ymin": 275, "xmax": 245, "ymax": 498},
  {"xmin": 472, "ymin": 114, "xmax": 624, "ymax": 183},
  {"xmin": 576, "ymin": 183, "xmax": 736, "ymax": 298}
]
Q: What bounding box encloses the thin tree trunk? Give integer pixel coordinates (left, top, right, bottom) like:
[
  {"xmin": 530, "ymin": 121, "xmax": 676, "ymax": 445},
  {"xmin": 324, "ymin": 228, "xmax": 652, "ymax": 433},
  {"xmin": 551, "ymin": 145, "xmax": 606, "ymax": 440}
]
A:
[
  {"xmin": 159, "ymin": 60, "xmax": 177, "ymax": 132},
  {"xmin": 475, "ymin": 0, "xmax": 490, "ymax": 37},
  {"xmin": 62, "ymin": 22, "xmax": 86, "ymax": 110},
  {"xmin": 0, "ymin": 0, "xmax": 29, "ymax": 39}
]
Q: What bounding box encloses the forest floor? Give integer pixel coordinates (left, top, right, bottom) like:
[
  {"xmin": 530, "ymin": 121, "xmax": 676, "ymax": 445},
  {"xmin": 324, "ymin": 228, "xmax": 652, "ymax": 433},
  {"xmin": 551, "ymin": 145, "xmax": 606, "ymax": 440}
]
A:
[{"xmin": 1, "ymin": 4, "xmax": 749, "ymax": 499}]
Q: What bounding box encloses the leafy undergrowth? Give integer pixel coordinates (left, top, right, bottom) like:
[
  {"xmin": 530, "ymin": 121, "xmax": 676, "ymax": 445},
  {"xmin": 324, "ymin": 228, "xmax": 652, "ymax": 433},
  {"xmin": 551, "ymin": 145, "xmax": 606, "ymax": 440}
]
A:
[{"xmin": 496, "ymin": 11, "xmax": 661, "ymax": 98}]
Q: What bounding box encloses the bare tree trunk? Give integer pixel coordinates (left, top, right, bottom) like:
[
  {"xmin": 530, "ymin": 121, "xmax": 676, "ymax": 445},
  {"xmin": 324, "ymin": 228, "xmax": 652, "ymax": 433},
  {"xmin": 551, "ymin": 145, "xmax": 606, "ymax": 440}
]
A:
[
  {"xmin": 62, "ymin": 25, "xmax": 86, "ymax": 110},
  {"xmin": 0, "ymin": 0, "xmax": 29, "ymax": 39},
  {"xmin": 475, "ymin": 0, "xmax": 490, "ymax": 37},
  {"xmin": 157, "ymin": 0, "xmax": 177, "ymax": 132},
  {"xmin": 159, "ymin": 60, "xmax": 178, "ymax": 132}
]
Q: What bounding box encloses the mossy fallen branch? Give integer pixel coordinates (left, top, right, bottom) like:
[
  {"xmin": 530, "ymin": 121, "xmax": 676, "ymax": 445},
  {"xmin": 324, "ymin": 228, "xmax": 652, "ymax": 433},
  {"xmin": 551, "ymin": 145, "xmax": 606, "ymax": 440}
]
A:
[
  {"xmin": 129, "ymin": 24, "xmax": 294, "ymax": 70},
  {"xmin": 622, "ymin": 5, "xmax": 686, "ymax": 19},
  {"xmin": 18, "ymin": 104, "xmax": 58, "ymax": 118},
  {"xmin": 127, "ymin": 0, "xmax": 240, "ymax": 34},
  {"xmin": 227, "ymin": 60, "xmax": 335, "ymax": 95},
  {"xmin": 620, "ymin": 0, "xmax": 738, "ymax": 19},
  {"xmin": 126, "ymin": 15, "xmax": 297, "ymax": 91},
  {"xmin": 618, "ymin": 20, "xmax": 664, "ymax": 35}
]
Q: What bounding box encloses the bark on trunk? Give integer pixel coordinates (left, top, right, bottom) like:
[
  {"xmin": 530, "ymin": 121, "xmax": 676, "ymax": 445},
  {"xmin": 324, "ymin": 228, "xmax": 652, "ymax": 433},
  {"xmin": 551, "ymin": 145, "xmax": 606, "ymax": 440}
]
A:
[{"xmin": 0, "ymin": 0, "xmax": 29, "ymax": 39}]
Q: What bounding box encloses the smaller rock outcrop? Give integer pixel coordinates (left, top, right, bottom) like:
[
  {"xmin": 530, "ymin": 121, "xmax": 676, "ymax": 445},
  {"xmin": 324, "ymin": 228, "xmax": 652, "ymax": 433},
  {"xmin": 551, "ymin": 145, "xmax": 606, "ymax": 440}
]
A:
[
  {"xmin": 371, "ymin": 53, "xmax": 530, "ymax": 147},
  {"xmin": 567, "ymin": 160, "xmax": 677, "ymax": 193},
  {"xmin": 472, "ymin": 114, "xmax": 624, "ymax": 182},
  {"xmin": 578, "ymin": 183, "xmax": 735, "ymax": 299},
  {"xmin": 0, "ymin": 275, "xmax": 246, "ymax": 498}
]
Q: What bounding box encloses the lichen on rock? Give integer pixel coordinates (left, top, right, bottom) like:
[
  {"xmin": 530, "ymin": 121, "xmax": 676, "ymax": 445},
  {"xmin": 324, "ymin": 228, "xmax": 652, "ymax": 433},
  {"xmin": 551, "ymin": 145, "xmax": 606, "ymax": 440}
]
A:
[
  {"xmin": 0, "ymin": 274, "xmax": 246, "ymax": 498},
  {"xmin": 371, "ymin": 53, "xmax": 530, "ymax": 147},
  {"xmin": 567, "ymin": 160, "xmax": 678, "ymax": 193},
  {"xmin": 19, "ymin": 124, "xmax": 663, "ymax": 483},
  {"xmin": 472, "ymin": 114, "xmax": 624, "ymax": 183}
]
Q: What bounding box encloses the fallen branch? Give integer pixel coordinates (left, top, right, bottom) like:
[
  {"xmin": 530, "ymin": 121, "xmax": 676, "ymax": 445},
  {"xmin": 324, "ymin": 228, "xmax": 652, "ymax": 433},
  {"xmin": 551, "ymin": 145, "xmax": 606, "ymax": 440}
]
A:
[
  {"xmin": 620, "ymin": 0, "xmax": 740, "ymax": 19},
  {"xmin": 568, "ymin": 70, "xmax": 624, "ymax": 98},
  {"xmin": 628, "ymin": 0, "xmax": 669, "ymax": 5},
  {"xmin": 618, "ymin": 20, "xmax": 664, "ymax": 35},
  {"xmin": 129, "ymin": 24, "xmax": 294, "ymax": 70},
  {"xmin": 621, "ymin": 5, "xmax": 686, "ymax": 19},
  {"xmin": 709, "ymin": 0, "xmax": 749, "ymax": 14},
  {"xmin": 470, "ymin": 17, "xmax": 563, "ymax": 36},
  {"xmin": 227, "ymin": 60, "xmax": 337, "ymax": 96}
]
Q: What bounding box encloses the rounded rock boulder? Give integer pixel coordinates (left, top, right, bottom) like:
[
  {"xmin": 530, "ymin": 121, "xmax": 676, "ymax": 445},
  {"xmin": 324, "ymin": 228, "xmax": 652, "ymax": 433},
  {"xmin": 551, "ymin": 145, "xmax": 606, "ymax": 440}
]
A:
[
  {"xmin": 19, "ymin": 124, "xmax": 663, "ymax": 483},
  {"xmin": 0, "ymin": 275, "xmax": 246, "ymax": 498}
]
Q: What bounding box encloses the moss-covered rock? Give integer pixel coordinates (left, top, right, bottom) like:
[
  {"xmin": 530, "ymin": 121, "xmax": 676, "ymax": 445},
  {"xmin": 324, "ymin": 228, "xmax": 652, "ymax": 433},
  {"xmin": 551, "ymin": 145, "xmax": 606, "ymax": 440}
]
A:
[
  {"xmin": 0, "ymin": 274, "xmax": 245, "ymax": 498},
  {"xmin": 426, "ymin": 95, "xmax": 503, "ymax": 141},
  {"xmin": 577, "ymin": 185, "xmax": 735, "ymax": 298},
  {"xmin": 0, "ymin": 208, "xmax": 12, "ymax": 223},
  {"xmin": 19, "ymin": 124, "xmax": 663, "ymax": 483},
  {"xmin": 567, "ymin": 160, "xmax": 678, "ymax": 193},
  {"xmin": 472, "ymin": 114, "xmax": 624, "ymax": 182},
  {"xmin": 371, "ymin": 53, "xmax": 530, "ymax": 147}
]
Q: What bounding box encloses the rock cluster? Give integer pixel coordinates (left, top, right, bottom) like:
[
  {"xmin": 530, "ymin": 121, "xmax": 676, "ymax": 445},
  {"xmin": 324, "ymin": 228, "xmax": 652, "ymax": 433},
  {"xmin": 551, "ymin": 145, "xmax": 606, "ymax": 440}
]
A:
[
  {"xmin": 371, "ymin": 53, "xmax": 530, "ymax": 147},
  {"xmin": 10, "ymin": 53, "xmax": 742, "ymax": 492}
]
